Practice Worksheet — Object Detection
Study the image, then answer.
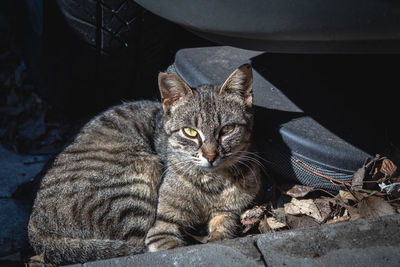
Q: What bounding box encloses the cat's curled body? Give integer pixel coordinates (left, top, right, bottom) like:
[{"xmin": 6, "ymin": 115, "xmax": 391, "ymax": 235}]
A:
[{"xmin": 28, "ymin": 64, "xmax": 261, "ymax": 265}]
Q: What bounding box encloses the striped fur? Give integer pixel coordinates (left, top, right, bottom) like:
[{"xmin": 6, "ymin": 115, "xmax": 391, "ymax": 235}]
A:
[
  {"xmin": 146, "ymin": 64, "xmax": 261, "ymax": 251},
  {"xmin": 28, "ymin": 101, "xmax": 163, "ymax": 265},
  {"xmin": 28, "ymin": 64, "xmax": 261, "ymax": 264}
]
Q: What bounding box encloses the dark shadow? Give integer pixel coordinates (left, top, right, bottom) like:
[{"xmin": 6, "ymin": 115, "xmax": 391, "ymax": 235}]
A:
[
  {"xmin": 251, "ymin": 53, "xmax": 399, "ymax": 155},
  {"xmin": 253, "ymin": 106, "xmax": 306, "ymax": 192},
  {"xmin": 250, "ymin": 53, "xmax": 400, "ymax": 191},
  {"xmin": 23, "ymin": 1, "xmax": 217, "ymax": 119},
  {"xmin": 253, "ymin": 106, "xmax": 305, "ymax": 143}
]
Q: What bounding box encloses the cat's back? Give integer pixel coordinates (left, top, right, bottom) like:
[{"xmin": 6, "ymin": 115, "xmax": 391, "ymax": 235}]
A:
[
  {"xmin": 29, "ymin": 100, "xmax": 163, "ymax": 260},
  {"xmin": 82, "ymin": 100, "xmax": 161, "ymax": 149},
  {"xmin": 48, "ymin": 100, "xmax": 163, "ymax": 183}
]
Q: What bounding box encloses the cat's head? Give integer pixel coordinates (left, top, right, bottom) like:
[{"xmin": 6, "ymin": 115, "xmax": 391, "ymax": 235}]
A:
[{"xmin": 159, "ymin": 64, "xmax": 254, "ymax": 171}]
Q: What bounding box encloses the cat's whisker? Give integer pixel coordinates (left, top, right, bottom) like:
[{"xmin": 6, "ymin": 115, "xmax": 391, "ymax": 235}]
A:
[
  {"xmin": 229, "ymin": 150, "xmax": 273, "ymax": 164},
  {"xmin": 235, "ymin": 157, "xmax": 263, "ymax": 190},
  {"xmin": 168, "ymin": 159, "xmax": 194, "ymax": 167},
  {"xmin": 230, "ymin": 164, "xmax": 245, "ymax": 182},
  {"xmin": 161, "ymin": 159, "xmax": 194, "ymax": 179},
  {"xmin": 238, "ymin": 156, "xmax": 266, "ymax": 172},
  {"xmin": 239, "ymin": 155, "xmax": 274, "ymax": 180},
  {"xmin": 177, "ymin": 164, "xmax": 189, "ymax": 174},
  {"xmin": 237, "ymin": 159, "xmax": 257, "ymax": 181},
  {"xmin": 238, "ymin": 155, "xmax": 264, "ymax": 168},
  {"xmin": 228, "ymin": 150, "xmax": 268, "ymax": 175},
  {"xmin": 181, "ymin": 162, "xmax": 195, "ymax": 178},
  {"xmin": 160, "ymin": 167, "xmax": 170, "ymax": 178},
  {"xmin": 227, "ymin": 154, "xmax": 263, "ymax": 172}
]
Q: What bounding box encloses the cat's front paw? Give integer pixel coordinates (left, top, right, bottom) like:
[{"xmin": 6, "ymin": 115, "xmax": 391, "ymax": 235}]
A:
[
  {"xmin": 207, "ymin": 231, "xmax": 224, "ymax": 243},
  {"xmin": 146, "ymin": 237, "xmax": 182, "ymax": 252}
]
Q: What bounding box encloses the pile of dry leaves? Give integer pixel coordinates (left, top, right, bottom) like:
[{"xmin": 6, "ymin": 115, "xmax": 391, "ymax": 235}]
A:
[
  {"xmin": 241, "ymin": 155, "xmax": 400, "ymax": 235},
  {"xmin": 0, "ymin": 37, "xmax": 82, "ymax": 156}
]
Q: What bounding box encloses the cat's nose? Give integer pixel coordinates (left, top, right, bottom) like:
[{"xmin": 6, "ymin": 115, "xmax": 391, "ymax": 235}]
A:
[{"xmin": 204, "ymin": 153, "xmax": 217, "ymax": 164}]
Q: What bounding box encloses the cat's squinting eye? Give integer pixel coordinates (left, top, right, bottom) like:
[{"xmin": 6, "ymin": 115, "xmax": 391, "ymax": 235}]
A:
[
  {"xmin": 183, "ymin": 127, "xmax": 198, "ymax": 138},
  {"xmin": 220, "ymin": 125, "xmax": 235, "ymax": 135}
]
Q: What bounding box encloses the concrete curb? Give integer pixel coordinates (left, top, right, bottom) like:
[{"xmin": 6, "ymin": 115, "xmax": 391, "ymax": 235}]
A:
[{"xmin": 72, "ymin": 214, "xmax": 400, "ymax": 267}]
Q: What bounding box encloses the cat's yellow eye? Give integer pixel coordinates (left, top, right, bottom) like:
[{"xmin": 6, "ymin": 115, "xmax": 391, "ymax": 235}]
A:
[
  {"xmin": 220, "ymin": 125, "xmax": 235, "ymax": 135},
  {"xmin": 183, "ymin": 127, "xmax": 198, "ymax": 137}
]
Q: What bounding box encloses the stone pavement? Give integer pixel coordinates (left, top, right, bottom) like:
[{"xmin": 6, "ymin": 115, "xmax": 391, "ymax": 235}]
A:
[
  {"xmin": 73, "ymin": 214, "xmax": 400, "ymax": 267},
  {"xmin": 0, "ymin": 144, "xmax": 48, "ymax": 255}
]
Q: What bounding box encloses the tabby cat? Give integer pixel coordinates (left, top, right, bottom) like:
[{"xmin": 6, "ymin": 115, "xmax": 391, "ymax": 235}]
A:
[{"xmin": 28, "ymin": 64, "xmax": 261, "ymax": 265}]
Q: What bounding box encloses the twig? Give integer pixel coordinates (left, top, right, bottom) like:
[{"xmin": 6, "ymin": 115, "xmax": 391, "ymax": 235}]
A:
[
  {"xmin": 295, "ymin": 160, "xmax": 360, "ymax": 201},
  {"xmin": 358, "ymin": 188, "xmax": 385, "ymax": 196},
  {"xmin": 325, "ymin": 216, "xmax": 350, "ymax": 224},
  {"xmin": 295, "ymin": 160, "xmax": 345, "ymax": 186},
  {"xmin": 387, "ymin": 197, "xmax": 400, "ymax": 203},
  {"xmin": 320, "ymin": 208, "xmax": 337, "ymax": 224},
  {"xmin": 343, "ymin": 183, "xmax": 361, "ymax": 202},
  {"xmin": 313, "ymin": 188, "xmax": 337, "ymax": 198}
]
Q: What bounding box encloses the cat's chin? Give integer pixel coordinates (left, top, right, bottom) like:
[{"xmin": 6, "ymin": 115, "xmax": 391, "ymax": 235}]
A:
[
  {"xmin": 192, "ymin": 161, "xmax": 215, "ymax": 171},
  {"xmin": 198, "ymin": 165, "xmax": 217, "ymax": 172},
  {"xmin": 196, "ymin": 161, "xmax": 228, "ymax": 173}
]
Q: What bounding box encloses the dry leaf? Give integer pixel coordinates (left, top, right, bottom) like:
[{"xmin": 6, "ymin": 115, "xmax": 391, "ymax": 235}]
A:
[
  {"xmin": 271, "ymin": 207, "xmax": 287, "ymax": 225},
  {"xmin": 314, "ymin": 198, "xmax": 332, "ymax": 221},
  {"xmin": 240, "ymin": 205, "xmax": 267, "ymax": 232},
  {"xmin": 351, "ymin": 166, "xmax": 366, "ymax": 191},
  {"xmin": 286, "ymin": 214, "xmax": 319, "ymax": 229},
  {"xmin": 372, "ymin": 157, "xmax": 397, "ymax": 181},
  {"xmin": 352, "ymin": 155, "xmax": 387, "ymax": 190},
  {"xmin": 266, "ymin": 216, "xmax": 287, "ymax": 230},
  {"xmin": 339, "ymin": 190, "xmax": 357, "ymax": 203},
  {"xmin": 358, "ymin": 196, "xmax": 396, "ymax": 218},
  {"xmin": 284, "ymin": 198, "xmax": 323, "ymax": 223},
  {"xmin": 240, "ymin": 205, "xmax": 266, "ymax": 225},
  {"xmin": 281, "ymin": 184, "xmax": 315, "ymax": 198},
  {"xmin": 258, "ymin": 215, "xmax": 273, "ymax": 233},
  {"xmin": 380, "ymin": 158, "xmax": 397, "ymax": 177},
  {"xmin": 345, "ymin": 205, "xmax": 363, "ymax": 221},
  {"xmin": 29, "ymin": 253, "xmax": 45, "ymax": 263}
]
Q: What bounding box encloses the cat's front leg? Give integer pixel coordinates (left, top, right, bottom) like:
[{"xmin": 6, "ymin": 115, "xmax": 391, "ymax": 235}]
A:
[
  {"xmin": 208, "ymin": 212, "xmax": 239, "ymax": 242},
  {"xmin": 145, "ymin": 185, "xmax": 190, "ymax": 252},
  {"xmin": 145, "ymin": 214, "xmax": 184, "ymax": 252}
]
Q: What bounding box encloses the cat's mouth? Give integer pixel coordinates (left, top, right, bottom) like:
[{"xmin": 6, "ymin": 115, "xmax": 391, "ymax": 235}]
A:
[
  {"xmin": 198, "ymin": 161, "xmax": 218, "ymax": 170},
  {"xmin": 196, "ymin": 156, "xmax": 228, "ymax": 171}
]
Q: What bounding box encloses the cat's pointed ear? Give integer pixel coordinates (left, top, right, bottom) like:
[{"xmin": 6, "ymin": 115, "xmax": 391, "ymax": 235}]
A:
[
  {"xmin": 218, "ymin": 64, "xmax": 253, "ymax": 107},
  {"xmin": 158, "ymin": 72, "xmax": 193, "ymax": 112}
]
